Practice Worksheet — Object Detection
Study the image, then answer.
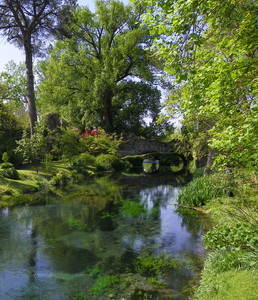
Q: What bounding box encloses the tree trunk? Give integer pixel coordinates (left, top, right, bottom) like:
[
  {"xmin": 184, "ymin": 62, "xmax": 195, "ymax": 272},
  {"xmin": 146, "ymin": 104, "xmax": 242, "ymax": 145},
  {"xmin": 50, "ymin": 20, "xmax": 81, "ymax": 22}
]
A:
[
  {"xmin": 24, "ymin": 34, "xmax": 37, "ymax": 135},
  {"xmin": 102, "ymin": 88, "xmax": 114, "ymax": 133},
  {"xmin": 204, "ymin": 147, "xmax": 217, "ymax": 174}
]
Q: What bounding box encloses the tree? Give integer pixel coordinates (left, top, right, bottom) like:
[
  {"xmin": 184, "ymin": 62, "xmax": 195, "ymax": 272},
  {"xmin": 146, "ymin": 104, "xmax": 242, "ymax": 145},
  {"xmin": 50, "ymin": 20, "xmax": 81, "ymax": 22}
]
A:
[
  {"xmin": 0, "ymin": 0, "xmax": 76, "ymax": 135},
  {"xmin": 38, "ymin": 0, "xmax": 163, "ymax": 134},
  {"xmin": 136, "ymin": 0, "xmax": 258, "ymax": 169},
  {"xmin": 0, "ymin": 101, "xmax": 22, "ymax": 162},
  {"xmin": 0, "ymin": 61, "xmax": 30, "ymax": 127}
]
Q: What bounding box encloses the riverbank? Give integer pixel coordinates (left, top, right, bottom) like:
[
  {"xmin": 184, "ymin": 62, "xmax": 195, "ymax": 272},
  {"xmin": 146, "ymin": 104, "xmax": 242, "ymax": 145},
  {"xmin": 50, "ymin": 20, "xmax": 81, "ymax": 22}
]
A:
[
  {"xmin": 0, "ymin": 162, "xmax": 78, "ymax": 207},
  {"xmin": 181, "ymin": 168, "xmax": 258, "ymax": 300},
  {"xmin": 1, "ymin": 163, "xmax": 257, "ymax": 299}
]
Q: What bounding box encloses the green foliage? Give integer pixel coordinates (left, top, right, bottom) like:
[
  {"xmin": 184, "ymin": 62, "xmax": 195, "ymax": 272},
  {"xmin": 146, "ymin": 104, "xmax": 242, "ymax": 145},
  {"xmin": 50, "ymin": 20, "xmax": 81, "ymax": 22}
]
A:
[
  {"xmin": 121, "ymin": 200, "xmax": 147, "ymax": 217},
  {"xmin": 66, "ymin": 218, "xmax": 87, "ymax": 230},
  {"xmin": 2, "ymin": 152, "xmax": 9, "ymax": 163},
  {"xmin": 1, "ymin": 162, "xmax": 14, "ymax": 169},
  {"xmin": 134, "ymin": 253, "xmax": 178, "ymax": 277},
  {"xmin": 0, "ymin": 101, "xmax": 22, "ymax": 162},
  {"xmin": 203, "ymin": 250, "xmax": 257, "ymax": 275},
  {"xmin": 178, "ymin": 174, "xmax": 228, "ymax": 207},
  {"xmin": 58, "ymin": 129, "xmax": 82, "ymax": 162},
  {"xmin": 95, "ymin": 154, "xmax": 126, "ymax": 172},
  {"xmin": 2, "ymin": 166, "xmax": 19, "ymax": 180},
  {"xmin": 72, "ymin": 153, "xmax": 96, "ymax": 168},
  {"xmin": 38, "ymin": 1, "xmax": 162, "ymax": 133},
  {"xmin": 138, "ymin": 0, "xmax": 258, "ymax": 170},
  {"xmin": 80, "ymin": 130, "xmax": 121, "ymax": 156},
  {"xmin": 204, "ymin": 223, "xmax": 258, "ymax": 252},
  {"xmin": 15, "ymin": 128, "xmax": 47, "ymax": 165},
  {"xmin": 89, "ymin": 275, "xmax": 121, "ymax": 295},
  {"xmin": 87, "ymin": 265, "xmax": 102, "ymax": 279},
  {"xmin": 50, "ymin": 171, "xmax": 71, "ymax": 188}
]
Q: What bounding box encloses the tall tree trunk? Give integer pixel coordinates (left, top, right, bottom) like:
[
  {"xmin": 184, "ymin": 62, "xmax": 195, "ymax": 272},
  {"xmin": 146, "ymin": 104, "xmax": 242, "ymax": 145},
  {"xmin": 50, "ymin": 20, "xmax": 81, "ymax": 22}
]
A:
[
  {"xmin": 204, "ymin": 147, "xmax": 217, "ymax": 174},
  {"xmin": 102, "ymin": 88, "xmax": 114, "ymax": 133},
  {"xmin": 24, "ymin": 34, "xmax": 37, "ymax": 135}
]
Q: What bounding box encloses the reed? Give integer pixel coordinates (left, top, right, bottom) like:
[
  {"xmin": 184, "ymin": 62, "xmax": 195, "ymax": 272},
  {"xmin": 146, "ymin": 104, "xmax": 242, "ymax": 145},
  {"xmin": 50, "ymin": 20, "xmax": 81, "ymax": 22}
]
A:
[{"xmin": 178, "ymin": 174, "xmax": 228, "ymax": 207}]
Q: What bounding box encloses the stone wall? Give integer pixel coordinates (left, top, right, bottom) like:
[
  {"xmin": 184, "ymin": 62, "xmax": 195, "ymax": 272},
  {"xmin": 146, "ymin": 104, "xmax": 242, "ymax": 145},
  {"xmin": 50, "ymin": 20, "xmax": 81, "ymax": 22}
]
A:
[{"xmin": 119, "ymin": 136, "xmax": 176, "ymax": 156}]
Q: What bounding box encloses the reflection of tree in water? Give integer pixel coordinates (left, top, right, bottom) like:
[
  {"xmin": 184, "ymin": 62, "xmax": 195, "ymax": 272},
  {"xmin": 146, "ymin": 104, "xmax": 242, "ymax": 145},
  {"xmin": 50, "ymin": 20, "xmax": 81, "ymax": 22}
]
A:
[
  {"xmin": 28, "ymin": 228, "xmax": 37, "ymax": 283},
  {"xmin": 175, "ymin": 208, "xmax": 213, "ymax": 239}
]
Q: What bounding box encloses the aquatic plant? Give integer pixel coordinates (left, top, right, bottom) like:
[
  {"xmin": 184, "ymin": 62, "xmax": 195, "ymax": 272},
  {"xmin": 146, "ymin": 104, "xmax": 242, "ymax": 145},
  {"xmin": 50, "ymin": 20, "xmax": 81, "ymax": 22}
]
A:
[
  {"xmin": 89, "ymin": 275, "xmax": 121, "ymax": 295},
  {"xmin": 66, "ymin": 218, "xmax": 87, "ymax": 230},
  {"xmin": 134, "ymin": 253, "xmax": 179, "ymax": 276},
  {"xmin": 121, "ymin": 200, "xmax": 147, "ymax": 217}
]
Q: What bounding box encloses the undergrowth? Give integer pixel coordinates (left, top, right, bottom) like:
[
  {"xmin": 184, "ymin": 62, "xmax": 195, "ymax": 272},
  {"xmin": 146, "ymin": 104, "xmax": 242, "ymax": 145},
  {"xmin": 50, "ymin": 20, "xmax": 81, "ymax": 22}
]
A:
[{"xmin": 186, "ymin": 168, "xmax": 258, "ymax": 299}]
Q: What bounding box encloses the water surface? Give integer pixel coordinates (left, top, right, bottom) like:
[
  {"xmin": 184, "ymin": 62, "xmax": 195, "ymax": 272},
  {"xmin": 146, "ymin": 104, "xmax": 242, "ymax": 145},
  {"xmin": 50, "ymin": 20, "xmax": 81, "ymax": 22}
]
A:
[{"xmin": 0, "ymin": 176, "xmax": 211, "ymax": 299}]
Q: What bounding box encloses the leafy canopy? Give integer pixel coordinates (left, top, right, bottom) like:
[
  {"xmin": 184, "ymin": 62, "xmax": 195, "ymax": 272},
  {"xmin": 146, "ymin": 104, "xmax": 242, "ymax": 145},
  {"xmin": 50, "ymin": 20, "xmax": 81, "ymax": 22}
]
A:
[
  {"xmin": 135, "ymin": 0, "xmax": 258, "ymax": 169},
  {"xmin": 38, "ymin": 0, "xmax": 163, "ymax": 135}
]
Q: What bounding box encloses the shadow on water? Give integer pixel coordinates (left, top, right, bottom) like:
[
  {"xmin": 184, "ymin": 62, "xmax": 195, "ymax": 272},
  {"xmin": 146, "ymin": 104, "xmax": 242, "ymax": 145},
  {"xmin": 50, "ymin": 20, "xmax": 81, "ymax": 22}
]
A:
[{"xmin": 0, "ymin": 175, "xmax": 212, "ymax": 300}]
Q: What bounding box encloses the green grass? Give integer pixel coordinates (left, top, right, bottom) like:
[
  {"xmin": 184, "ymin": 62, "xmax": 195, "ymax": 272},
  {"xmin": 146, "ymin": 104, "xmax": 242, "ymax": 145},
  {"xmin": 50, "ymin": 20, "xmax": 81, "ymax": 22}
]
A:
[
  {"xmin": 178, "ymin": 173, "xmax": 228, "ymax": 207},
  {"xmin": 194, "ymin": 270, "xmax": 258, "ymax": 300},
  {"xmin": 0, "ymin": 161, "xmax": 74, "ymax": 207}
]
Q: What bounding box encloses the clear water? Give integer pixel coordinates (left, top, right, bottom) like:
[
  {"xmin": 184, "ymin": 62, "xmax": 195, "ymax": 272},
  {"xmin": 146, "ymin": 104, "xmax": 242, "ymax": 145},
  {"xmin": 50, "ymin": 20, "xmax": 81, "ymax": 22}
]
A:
[{"xmin": 0, "ymin": 176, "xmax": 211, "ymax": 300}]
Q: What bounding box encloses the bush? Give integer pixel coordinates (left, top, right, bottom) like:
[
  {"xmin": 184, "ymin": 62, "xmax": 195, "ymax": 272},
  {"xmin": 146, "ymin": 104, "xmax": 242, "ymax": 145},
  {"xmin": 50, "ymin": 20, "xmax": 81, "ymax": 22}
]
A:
[
  {"xmin": 72, "ymin": 153, "xmax": 96, "ymax": 168},
  {"xmin": 50, "ymin": 171, "xmax": 71, "ymax": 188},
  {"xmin": 80, "ymin": 129, "xmax": 121, "ymax": 156},
  {"xmin": 1, "ymin": 162, "xmax": 14, "ymax": 169},
  {"xmin": 95, "ymin": 154, "xmax": 126, "ymax": 172},
  {"xmin": 2, "ymin": 152, "xmax": 9, "ymax": 163},
  {"xmin": 2, "ymin": 167, "xmax": 19, "ymax": 180},
  {"xmin": 15, "ymin": 130, "xmax": 47, "ymax": 165},
  {"xmin": 59, "ymin": 129, "xmax": 82, "ymax": 162}
]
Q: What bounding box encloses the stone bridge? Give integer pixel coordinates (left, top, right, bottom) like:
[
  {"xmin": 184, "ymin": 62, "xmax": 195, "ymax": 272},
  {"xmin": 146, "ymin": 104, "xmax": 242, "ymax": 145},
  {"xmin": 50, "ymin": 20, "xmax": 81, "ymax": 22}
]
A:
[{"xmin": 118, "ymin": 136, "xmax": 176, "ymax": 157}]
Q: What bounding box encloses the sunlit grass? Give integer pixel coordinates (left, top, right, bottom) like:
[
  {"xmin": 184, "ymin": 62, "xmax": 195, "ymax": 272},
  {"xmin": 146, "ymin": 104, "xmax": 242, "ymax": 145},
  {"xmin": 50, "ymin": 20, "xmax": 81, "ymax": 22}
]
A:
[{"xmin": 194, "ymin": 270, "xmax": 258, "ymax": 300}]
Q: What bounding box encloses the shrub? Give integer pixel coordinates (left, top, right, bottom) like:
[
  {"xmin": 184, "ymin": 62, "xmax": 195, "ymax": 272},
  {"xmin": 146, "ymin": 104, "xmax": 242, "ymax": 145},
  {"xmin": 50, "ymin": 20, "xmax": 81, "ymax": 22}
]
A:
[
  {"xmin": 2, "ymin": 167, "xmax": 19, "ymax": 180},
  {"xmin": 1, "ymin": 162, "xmax": 14, "ymax": 169},
  {"xmin": 72, "ymin": 153, "xmax": 96, "ymax": 168},
  {"xmin": 2, "ymin": 152, "xmax": 9, "ymax": 163},
  {"xmin": 50, "ymin": 171, "xmax": 71, "ymax": 188},
  {"xmin": 80, "ymin": 129, "xmax": 122, "ymax": 156},
  {"xmin": 95, "ymin": 154, "xmax": 126, "ymax": 172},
  {"xmin": 58, "ymin": 129, "xmax": 82, "ymax": 163},
  {"xmin": 15, "ymin": 130, "xmax": 46, "ymax": 165}
]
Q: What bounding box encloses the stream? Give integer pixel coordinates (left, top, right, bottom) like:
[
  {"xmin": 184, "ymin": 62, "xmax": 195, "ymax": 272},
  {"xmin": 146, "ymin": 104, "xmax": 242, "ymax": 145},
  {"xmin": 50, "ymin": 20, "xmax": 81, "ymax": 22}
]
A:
[{"xmin": 0, "ymin": 175, "xmax": 211, "ymax": 299}]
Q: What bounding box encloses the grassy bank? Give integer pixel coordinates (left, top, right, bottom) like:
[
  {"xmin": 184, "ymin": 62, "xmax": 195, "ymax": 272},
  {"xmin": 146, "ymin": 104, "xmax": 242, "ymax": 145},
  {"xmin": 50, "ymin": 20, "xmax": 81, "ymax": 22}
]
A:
[
  {"xmin": 178, "ymin": 168, "xmax": 258, "ymax": 299},
  {"xmin": 0, "ymin": 162, "xmax": 76, "ymax": 207}
]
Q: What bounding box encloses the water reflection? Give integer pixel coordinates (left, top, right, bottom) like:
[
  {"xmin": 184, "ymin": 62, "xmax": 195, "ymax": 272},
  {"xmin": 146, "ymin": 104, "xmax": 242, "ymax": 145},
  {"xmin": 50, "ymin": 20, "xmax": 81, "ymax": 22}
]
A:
[{"xmin": 0, "ymin": 177, "xmax": 211, "ymax": 299}]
